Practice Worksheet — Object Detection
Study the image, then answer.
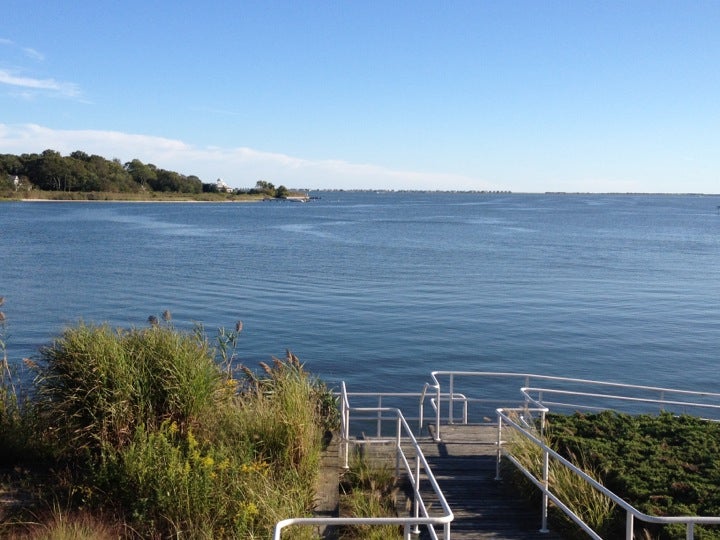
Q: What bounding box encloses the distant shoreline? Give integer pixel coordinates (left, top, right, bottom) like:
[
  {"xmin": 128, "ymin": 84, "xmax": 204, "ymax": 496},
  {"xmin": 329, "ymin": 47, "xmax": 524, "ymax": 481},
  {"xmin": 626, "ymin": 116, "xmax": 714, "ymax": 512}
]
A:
[
  {"xmin": 2, "ymin": 191, "xmax": 718, "ymax": 204},
  {"xmin": 8, "ymin": 198, "xmax": 263, "ymax": 203}
]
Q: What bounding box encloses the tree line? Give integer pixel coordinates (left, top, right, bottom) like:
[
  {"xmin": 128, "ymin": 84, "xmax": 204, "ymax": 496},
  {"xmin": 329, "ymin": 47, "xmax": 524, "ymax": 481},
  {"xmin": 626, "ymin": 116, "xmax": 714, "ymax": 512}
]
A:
[{"xmin": 0, "ymin": 150, "xmax": 288, "ymax": 196}]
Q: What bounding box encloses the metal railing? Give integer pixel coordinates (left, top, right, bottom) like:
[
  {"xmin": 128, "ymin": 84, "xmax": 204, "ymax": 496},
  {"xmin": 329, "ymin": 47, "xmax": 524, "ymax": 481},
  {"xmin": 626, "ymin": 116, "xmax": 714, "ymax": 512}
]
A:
[
  {"xmin": 276, "ymin": 371, "xmax": 720, "ymax": 538},
  {"xmin": 335, "ymin": 390, "xmax": 427, "ymax": 443},
  {"xmin": 420, "ymin": 370, "xmax": 720, "ymax": 539},
  {"xmin": 273, "ymin": 382, "xmax": 454, "ymax": 540},
  {"xmin": 496, "ymin": 406, "xmax": 720, "ymax": 539},
  {"xmin": 420, "ymin": 371, "xmax": 720, "ymax": 441}
]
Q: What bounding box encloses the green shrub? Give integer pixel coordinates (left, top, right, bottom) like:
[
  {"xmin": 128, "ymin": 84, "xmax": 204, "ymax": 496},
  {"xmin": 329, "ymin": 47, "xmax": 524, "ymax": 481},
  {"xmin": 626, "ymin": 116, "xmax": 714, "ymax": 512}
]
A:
[
  {"xmin": 548, "ymin": 411, "xmax": 720, "ymax": 539},
  {"xmin": 1, "ymin": 318, "xmax": 332, "ymax": 539},
  {"xmin": 33, "ymin": 322, "xmax": 227, "ymax": 459},
  {"xmin": 236, "ymin": 353, "xmax": 327, "ymax": 479}
]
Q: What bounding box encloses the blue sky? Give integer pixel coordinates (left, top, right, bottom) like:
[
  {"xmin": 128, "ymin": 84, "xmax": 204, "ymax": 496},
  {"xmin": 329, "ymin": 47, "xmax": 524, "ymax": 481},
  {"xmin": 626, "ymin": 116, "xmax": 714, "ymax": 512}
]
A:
[{"xmin": 1, "ymin": 1, "xmax": 719, "ymax": 192}]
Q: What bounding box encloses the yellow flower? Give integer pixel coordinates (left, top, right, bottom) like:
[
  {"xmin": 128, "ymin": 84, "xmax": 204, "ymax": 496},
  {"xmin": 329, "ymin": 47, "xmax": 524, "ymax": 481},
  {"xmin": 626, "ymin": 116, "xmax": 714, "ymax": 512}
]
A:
[
  {"xmin": 240, "ymin": 501, "xmax": 259, "ymax": 519},
  {"xmin": 187, "ymin": 430, "xmax": 198, "ymax": 450}
]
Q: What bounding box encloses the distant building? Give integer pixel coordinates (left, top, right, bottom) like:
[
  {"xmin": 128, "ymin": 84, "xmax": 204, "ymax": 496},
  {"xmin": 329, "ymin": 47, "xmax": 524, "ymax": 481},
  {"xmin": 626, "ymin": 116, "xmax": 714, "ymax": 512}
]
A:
[{"xmin": 216, "ymin": 178, "xmax": 232, "ymax": 193}]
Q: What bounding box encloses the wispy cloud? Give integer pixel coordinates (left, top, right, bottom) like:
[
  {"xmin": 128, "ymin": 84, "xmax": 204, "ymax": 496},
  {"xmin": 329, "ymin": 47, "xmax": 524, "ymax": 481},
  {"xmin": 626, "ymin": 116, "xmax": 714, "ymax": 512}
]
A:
[
  {"xmin": 0, "ymin": 123, "xmax": 491, "ymax": 191},
  {"xmin": 0, "ymin": 37, "xmax": 44, "ymax": 61},
  {"xmin": 0, "ymin": 69, "xmax": 80, "ymax": 97},
  {"xmin": 0, "ymin": 38, "xmax": 78, "ymax": 98},
  {"xmin": 22, "ymin": 47, "xmax": 45, "ymax": 61}
]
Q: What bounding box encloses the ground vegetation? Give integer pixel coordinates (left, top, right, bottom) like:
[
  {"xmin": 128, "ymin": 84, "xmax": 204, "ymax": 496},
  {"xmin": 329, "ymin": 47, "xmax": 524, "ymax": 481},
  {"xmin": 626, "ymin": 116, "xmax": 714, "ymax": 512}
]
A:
[
  {"xmin": 339, "ymin": 448, "xmax": 402, "ymax": 539},
  {"xmin": 506, "ymin": 410, "xmax": 720, "ymax": 539},
  {"xmin": 0, "ymin": 308, "xmax": 338, "ymax": 539}
]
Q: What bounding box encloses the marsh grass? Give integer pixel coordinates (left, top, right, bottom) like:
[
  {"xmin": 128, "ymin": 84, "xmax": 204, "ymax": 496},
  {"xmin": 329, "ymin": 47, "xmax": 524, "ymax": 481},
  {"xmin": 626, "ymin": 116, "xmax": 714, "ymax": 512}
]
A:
[
  {"xmin": 503, "ymin": 412, "xmax": 616, "ymax": 537},
  {"xmin": 0, "ymin": 317, "xmax": 335, "ymax": 539},
  {"xmin": 34, "ymin": 322, "xmax": 227, "ymax": 458},
  {"xmin": 2, "ymin": 505, "xmax": 127, "ymax": 540},
  {"xmin": 338, "ymin": 447, "xmax": 402, "ymax": 539},
  {"xmin": 0, "ymin": 302, "xmax": 40, "ymax": 465}
]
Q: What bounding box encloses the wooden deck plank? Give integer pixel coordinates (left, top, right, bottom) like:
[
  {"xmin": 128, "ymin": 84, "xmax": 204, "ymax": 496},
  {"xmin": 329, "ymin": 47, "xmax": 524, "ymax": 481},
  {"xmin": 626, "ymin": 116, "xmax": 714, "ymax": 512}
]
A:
[{"xmin": 405, "ymin": 424, "xmax": 565, "ymax": 539}]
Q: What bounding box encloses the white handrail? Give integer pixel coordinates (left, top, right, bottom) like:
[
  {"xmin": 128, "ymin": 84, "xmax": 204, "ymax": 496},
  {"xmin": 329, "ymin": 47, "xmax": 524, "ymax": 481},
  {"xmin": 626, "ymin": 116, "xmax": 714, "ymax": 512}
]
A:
[
  {"xmin": 278, "ymin": 371, "xmax": 720, "ymax": 538},
  {"xmin": 521, "ymin": 386, "xmax": 720, "ymax": 415},
  {"xmin": 497, "ymin": 406, "xmax": 720, "ymax": 539},
  {"xmin": 421, "ymin": 371, "xmax": 720, "ymax": 440},
  {"xmin": 420, "ymin": 370, "xmax": 720, "ymax": 539},
  {"xmin": 274, "ymin": 382, "xmax": 454, "ymax": 540}
]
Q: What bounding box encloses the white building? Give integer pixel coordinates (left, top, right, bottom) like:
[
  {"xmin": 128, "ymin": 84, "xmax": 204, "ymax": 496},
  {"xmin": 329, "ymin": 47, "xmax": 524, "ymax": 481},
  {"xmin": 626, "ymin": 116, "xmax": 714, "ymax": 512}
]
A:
[{"xmin": 216, "ymin": 178, "xmax": 232, "ymax": 193}]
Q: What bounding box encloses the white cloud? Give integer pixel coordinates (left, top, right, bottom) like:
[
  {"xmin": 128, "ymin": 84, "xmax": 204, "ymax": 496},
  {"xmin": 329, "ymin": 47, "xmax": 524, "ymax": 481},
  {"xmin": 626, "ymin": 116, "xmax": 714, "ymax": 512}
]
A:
[
  {"xmin": 0, "ymin": 123, "xmax": 493, "ymax": 191},
  {"xmin": 22, "ymin": 47, "xmax": 45, "ymax": 61},
  {"xmin": 0, "ymin": 39, "xmax": 77, "ymax": 97},
  {"xmin": 0, "ymin": 38, "xmax": 44, "ymax": 61},
  {"xmin": 0, "ymin": 69, "xmax": 80, "ymax": 97}
]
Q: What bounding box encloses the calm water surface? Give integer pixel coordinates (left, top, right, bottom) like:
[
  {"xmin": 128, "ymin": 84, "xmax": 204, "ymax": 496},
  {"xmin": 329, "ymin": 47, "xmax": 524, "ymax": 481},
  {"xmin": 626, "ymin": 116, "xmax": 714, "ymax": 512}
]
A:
[{"xmin": 2, "ymin": 193, "xmax": 720, "ymax": 394}]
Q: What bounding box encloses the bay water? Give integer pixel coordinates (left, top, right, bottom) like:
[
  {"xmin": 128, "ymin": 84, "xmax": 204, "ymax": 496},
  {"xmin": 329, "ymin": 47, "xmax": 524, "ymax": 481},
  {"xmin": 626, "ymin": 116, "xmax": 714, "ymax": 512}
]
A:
[{"xmin": 2, "ymin": 192, "xmax": 720, "ymax": 395}]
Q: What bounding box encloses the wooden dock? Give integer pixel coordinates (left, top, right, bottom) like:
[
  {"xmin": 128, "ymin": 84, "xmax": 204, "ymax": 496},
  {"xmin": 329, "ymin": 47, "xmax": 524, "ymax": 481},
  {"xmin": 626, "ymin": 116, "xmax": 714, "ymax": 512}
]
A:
[
  {"xmin": 403, "ymin": 424, "xmax": 564, "ymax": 539},
  {"xmin": 316, "ymin": 424, "xmax": 566, "ymax": 539}
]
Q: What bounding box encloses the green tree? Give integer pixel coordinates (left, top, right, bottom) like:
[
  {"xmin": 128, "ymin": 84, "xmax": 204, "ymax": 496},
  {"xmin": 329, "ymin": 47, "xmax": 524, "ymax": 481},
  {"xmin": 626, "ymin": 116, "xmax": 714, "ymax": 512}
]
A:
[
  {"xmin": 0, "ymin": 154, "xmax": 23, "ymax": 176},
  {"xmin": 275, "ymin": 185, "xmax": 289, "ymax": 199},
  {"xmin": 69, "ymin": 150, "xmax": 91, "ymax": 162},
  {"xmin": 124, "ymin": 159, "xmax": 158, "ymax": 190},
  {"xmin": 25, "ymin": 150, "xmax": 75, "ymax": 191},
  {"xmin": 251, "ymin": 180, "xmax": 276, "ymax": 196}
]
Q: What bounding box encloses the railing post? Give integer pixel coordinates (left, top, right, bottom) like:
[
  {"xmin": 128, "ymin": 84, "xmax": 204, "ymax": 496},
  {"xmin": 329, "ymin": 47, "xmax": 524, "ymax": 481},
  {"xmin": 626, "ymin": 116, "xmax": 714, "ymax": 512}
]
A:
[
  {"xmin": 660, "ymin": 390, "xmax": 665, "ymax": 413},
  {"xmin": 435, "ymin": 382, "xmax": 442, "ymax": 442},
  {"xmin": 495, "ymin": 415, "xmax": 503, "ymax": 480},
  {"xmin": 342, "ymin": 384, "xmax": 350, "ymax": 469},
  {"xmin": 524, "ymin": 375, "xmax": 530, "ymax": 408},
  {"xmin": 625, "ymin": 510, "xmax": 634, "ymax": 539},
  {"xmin": 377, "ymin": 395, "xmax": 383, "ymax": 437},
  {"xmin": 540, "ymin": 448, "xmax": 549, "ymax": 533},
  {"xmin": 412, "ymin": 453, "xmax": 421, "ymax": 535},
  {"xmin": 449, "ymin": 373, "xmax": 455, "ymax": 425},
  {"xmin": 396, "ymin": 416, "xmax": 402, "ymax": 479},
  {"xmin": 687, "ymin": 522, "xmax": 694, "ymax": 540}
]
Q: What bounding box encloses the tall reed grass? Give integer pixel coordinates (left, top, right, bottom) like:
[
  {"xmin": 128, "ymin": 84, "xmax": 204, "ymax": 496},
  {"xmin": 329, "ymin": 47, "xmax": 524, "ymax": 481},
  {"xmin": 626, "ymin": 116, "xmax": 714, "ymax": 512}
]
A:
[
  {"xmin": 0, "ymin": 298, "xmax": 37, "ymax": 464},
  {"xmin": 503, "ymin": 412, "xmax": 616, "ymax": 537},
  {"xmin": 0, "ymin": 315, "xmax": 337, "ymax": 539}
]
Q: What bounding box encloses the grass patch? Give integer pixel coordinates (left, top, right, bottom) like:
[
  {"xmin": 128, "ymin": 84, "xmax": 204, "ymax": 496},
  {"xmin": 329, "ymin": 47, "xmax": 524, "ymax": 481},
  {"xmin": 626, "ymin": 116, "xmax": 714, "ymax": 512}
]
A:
[
  {"xmin": 338, "ymin": 447, "xmax": 402, "ymax": 540},
  {"xmin": 503, "ymin": 411, "xmax": 616, "ymax": 538},
  {"xmin": 504, "ymin": 410, "xmax": 720, "ymax": 539},
  {"xmin": 548, "ymin": 411, "xmax": 720, "ymax": 539},
  {"xmin": 0, "ymin": 311, "xmax": 337, "ymax": 539}
]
